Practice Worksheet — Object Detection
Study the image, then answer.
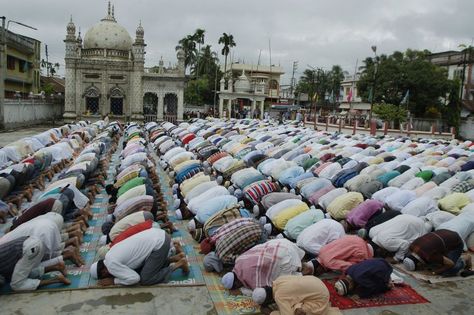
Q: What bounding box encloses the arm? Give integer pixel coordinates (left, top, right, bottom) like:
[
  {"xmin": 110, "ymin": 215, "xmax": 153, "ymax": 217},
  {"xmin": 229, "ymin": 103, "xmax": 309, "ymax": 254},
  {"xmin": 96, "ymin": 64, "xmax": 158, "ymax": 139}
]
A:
[
  {"xmin": 106, "ymin": 261, "xmax": 141, "ymax": 286},
  {"xmin": 433, "ymin": 256, "xmax": 455, "ymax": 275}
]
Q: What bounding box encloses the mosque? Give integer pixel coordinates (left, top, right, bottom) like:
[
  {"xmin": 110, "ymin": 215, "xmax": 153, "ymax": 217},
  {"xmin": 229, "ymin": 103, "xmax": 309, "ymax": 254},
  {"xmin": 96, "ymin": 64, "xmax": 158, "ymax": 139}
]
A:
[{"xmin": 63, "ymin": 2, "xmax": 185, "ymax": 123}]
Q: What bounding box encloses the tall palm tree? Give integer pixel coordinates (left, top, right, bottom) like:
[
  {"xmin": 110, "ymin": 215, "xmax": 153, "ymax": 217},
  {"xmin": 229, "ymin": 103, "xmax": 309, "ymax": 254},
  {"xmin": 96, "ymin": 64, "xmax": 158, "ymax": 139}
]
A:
[
  {"xmin": 176, "ymin": 35, "xmax": 197, "ymax": 72},
  {"xmin": 193, "ymin": 29, "xmax": 206, "ymax": 78},
  {"xmin": 218, "ymin": 33, "xmax": 236, "ymax": 78}
]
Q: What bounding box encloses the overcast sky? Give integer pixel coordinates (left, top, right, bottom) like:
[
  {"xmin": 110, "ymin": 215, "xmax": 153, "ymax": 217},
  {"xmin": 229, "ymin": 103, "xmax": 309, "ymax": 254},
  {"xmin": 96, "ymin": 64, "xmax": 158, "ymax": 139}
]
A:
[{"xmin": 3, "ymin": 0, "xmax": 473, "ymax": 84}]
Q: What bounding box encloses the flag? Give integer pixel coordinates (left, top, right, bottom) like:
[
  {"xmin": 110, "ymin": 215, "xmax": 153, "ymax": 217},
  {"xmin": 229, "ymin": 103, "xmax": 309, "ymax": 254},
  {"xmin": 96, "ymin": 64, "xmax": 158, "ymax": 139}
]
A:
[
  {"xmin": 368, "ymin": 87, "xmax": 373, "ymax": 103},
  {"xmin": 401, "ymin": 90, "xmax": 410, "ymax": 105},
  {"xmin": 346, "ymin": 88, "xmax": 353, "ymax": 102}
]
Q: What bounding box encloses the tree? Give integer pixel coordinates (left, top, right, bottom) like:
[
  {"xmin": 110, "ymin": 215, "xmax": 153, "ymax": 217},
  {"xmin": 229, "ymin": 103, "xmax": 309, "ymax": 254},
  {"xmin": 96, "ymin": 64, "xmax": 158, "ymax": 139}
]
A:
[
  {"xmin": 218, "ymin": 33, "xmax": 236, "ymax": 77},
  {"xmin": 442, "ymin": 79, "xmax": 462, "ymax": 136},
  {"xmin": 357, "ymin": 49, "xmax": 451, "ymax": 117},
  {"xmin": 184, "ymin": 78, "xmax": 208, "ymax": 105},
  {"xmin": 193, "ymin": 28, "xmax": 205, "ymax": 78},
  {"xmin": 41, "ymin": 60, "xmax": 60, "ymax": 77},
  {"xmin": 372, "ymin": 103, "xmax": 408, "ymax": 123},
  {"xmin": 175, "ymin": 35, "xmax": 197, "ymax": 72},
  {"xmin": 296, "ymin": 66, "xmax": 344, "ymax": 108}
]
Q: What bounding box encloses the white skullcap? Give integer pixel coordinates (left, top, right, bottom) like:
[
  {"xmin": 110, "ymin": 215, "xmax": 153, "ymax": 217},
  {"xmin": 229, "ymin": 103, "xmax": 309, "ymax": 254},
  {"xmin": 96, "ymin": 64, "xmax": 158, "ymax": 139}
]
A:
[
  {"xmin": 367, "ymin": 243, "xmax": 374, "ymax": 257},
  {"xmin": 264, "ymin": 223, "xmax": 272, "ymax": 235},
  {"xmin": 188, "ymin": 219, "xmax": 196, "ymax": 232},
  {"xmin": 175, "ymin": 209, "xmax": 183, "ymax": 220},
  {"xmin": 290, "ymin": 188, "xmax": 296, "ymax": 194},
  {"xmin": 217, "ymin": 176, "xmax": 223, "ymax": 184},
  {"xmin": 403, "ymin": 257, "xmax": 416, "ymax": 271},
  {"xmin": 228, "ymin": 185, "xmax": 235, "ymax": 195},
  {"xmin": 221, "ymin": 272, "xmax": 235, "ymax": 289},
  {"xmin": 259, "ymin": 217, "xmax": 267, "ymax": 226},
  {"xmin": 252, "ymin": 288, "xmax": 267, "ymax": 305},
  {"xmin": 106, "ymin": 214, "xmax": 114, "ymax": 223},
  {"xmin": 169, "ymin": 171, "xmax": 175, "ymax": 178},
  {"xmin": 90, "ymin": 262, "xmax": 99, "ymax": 279},
  {"xmin": 98, "ymin": 235, "xmax": 107, "ymax": 246},
  {"xmin": 252, "ymin": 205, "xmax": 260, "ymax": 217},
  {"xmin": 173, "ymin": 199, "xmax": 181, "ymax": 210}
]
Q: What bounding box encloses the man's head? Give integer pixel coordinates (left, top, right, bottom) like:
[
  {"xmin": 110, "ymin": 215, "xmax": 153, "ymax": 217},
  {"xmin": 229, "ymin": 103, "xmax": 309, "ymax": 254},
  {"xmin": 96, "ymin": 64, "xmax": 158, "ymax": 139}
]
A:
[
  {"xmin": 90, "ymin": 259, "xmax": 111, "ymax": 280},
  {"xmin": 304, "ymin": 259, "xmax": 325, "ymax": 276},
  {"xmin": 252, "ymin": 286, "xmax": 274, "ymax": 305},
  {"xmin": 403, "ymin": 254, "xmax": 420, "ymax": 271},
  {"xmin": 221, "ymin": 272, "xmax": 242, "ymax": 290},
  {"xmin": 105, "ymin": 184, "xmax": 118, "ymax": 198},
  {"xmin": 334, "ymin": 276, "xmax": 355, "ymax": 296}
]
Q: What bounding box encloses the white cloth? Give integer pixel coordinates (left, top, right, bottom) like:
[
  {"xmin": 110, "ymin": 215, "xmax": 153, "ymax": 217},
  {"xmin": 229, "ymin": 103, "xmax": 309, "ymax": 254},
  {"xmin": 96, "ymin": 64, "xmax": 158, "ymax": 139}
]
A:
[
  {"xmin": 401, "ymin": 197, "xmax": 438, "ymax": 217},
  {"xmin": 385, "ymin": 190, "xmax": 417, "ymax": 211},
  {"xmin": 187, "ymin": 186, "xmax": 230, "ymax": 214},
  {"xmin": 184, "ymin": 181, "xmax": 218, "ymax": 203},
  {"xmin": 105, "ymin": 229, "xmax": 167, "ymax": 286},
  {"xmin": 296, "ymin": 219, "xmax": 345, "ymax": 255},
  {"xmin": 369, "ymin": 214, "xmax": 430, "ymax": 261}
]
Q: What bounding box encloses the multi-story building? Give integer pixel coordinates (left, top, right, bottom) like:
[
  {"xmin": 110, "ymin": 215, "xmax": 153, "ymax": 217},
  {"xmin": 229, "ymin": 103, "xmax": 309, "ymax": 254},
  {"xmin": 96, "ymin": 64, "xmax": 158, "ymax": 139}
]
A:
[
  {"xmin": 3, "ymin": 29, "xmax": 41, "ymax": 98},
  {"xmin": 218, "ymin": 63, "xmax": 284, "ymax": 118},
  {"xmin": 428, "ymin": 50, "xmax": 474, "ymax": 139},
  {"xmin": 338, "ymin": 73, "xmax": 371, "ymax": 116}
]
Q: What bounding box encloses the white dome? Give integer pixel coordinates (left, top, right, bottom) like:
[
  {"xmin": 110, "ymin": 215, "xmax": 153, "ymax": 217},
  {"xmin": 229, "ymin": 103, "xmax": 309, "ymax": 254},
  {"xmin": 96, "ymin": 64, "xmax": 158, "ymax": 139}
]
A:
[
  {"xmin": 83, "ymin": 18, "xmax": 133, "ymax": 51},
  {"xmin": 234, "ymin": 70, "xmax": 251, "ymax": 93}
]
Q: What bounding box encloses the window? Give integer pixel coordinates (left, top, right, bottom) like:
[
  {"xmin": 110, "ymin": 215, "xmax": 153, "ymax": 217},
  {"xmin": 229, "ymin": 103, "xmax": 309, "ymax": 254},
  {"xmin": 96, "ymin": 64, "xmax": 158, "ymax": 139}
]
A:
[
  {"xmin": 86, "ymin": 97, "xmax": 100, "ymax": 115},
  {"xmin": 19, "ymin": 60, "xmax": 27, "ymax": 73},
  {"xmin": 110, "ymin": 98, "xmax": 123, "ymax": 115},
  {"xmin": 453, "ymin": 69, "xmax": 463, "ymax": 80},
  {"xmin": 7, "ymin": 56, "xmax": 15, "ymax": 70}
]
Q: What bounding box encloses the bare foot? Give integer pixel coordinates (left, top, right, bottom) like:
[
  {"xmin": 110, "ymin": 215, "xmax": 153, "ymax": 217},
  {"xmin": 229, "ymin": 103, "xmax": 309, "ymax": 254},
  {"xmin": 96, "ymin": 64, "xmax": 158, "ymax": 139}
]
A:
[
  {"xmin": 58, "ymin": 274, "xmax": 71, "ymax": 285},
  {"xmin": 169, "ymin": 252, "xmax": 185, "ymax": 263}
]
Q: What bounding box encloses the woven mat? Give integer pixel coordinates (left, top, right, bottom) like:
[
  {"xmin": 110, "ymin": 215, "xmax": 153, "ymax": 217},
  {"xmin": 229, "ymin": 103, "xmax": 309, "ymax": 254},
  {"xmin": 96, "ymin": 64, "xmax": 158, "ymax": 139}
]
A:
[
  {"xmin": 1, "ymin": 146, "xmax": 204, "ymax": 294},
  {"xmin": 323, "ymin": 279, "xmax": 429, "ymax": 310},
  {"xmin": 393, "ymin": 263, "xmax": 472, "ymax": 284}
]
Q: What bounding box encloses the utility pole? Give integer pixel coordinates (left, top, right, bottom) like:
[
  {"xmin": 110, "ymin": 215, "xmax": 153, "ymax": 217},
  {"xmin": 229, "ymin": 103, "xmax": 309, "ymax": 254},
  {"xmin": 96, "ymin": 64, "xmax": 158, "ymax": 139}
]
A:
[
  {"xmin": 45, "ymin": 44, "xmax": 49, "ymax": 77},
  {"xmin": 0, "ymin": 16, "xmax": 6, "ymax": 130},
  {"xmin": 368, "ymin": 45, "xmax": 378, "ymax": 123},
  {"xmin": 290, "ymin": 61, "xmax": 298, "ymax": 104}
]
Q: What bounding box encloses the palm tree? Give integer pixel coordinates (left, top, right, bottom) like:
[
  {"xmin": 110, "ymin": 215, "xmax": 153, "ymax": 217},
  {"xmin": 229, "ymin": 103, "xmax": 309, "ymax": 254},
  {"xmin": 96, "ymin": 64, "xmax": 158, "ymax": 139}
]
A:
[
  {"xmin": 194, "ymin": 45, "xmax": 218, "ymax": 76},
  {"xmin": 218, "ymin": 33, "xmax": 236, "ymax": 78},
  {"xmin": 193, "ymin": 29, "xmax": 206, "ymax": 78},
  {"xmin": 176, "ymin": 35, "xmax": 197, "ymax": 72}
]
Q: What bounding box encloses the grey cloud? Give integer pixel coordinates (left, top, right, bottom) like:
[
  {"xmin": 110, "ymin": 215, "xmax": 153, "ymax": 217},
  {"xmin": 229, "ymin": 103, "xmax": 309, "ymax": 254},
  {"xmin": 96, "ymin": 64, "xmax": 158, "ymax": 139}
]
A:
[{"xmin": 2, "ymin": 0, "xmax": 472, "ymax": 84}]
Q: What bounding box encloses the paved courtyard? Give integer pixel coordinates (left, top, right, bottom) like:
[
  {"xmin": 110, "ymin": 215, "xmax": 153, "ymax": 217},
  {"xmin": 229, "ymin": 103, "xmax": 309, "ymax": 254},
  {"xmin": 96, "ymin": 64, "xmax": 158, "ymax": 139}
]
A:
[{"xmin": 0, "ymin": 126, "xmax": 473, "ymax": 315}]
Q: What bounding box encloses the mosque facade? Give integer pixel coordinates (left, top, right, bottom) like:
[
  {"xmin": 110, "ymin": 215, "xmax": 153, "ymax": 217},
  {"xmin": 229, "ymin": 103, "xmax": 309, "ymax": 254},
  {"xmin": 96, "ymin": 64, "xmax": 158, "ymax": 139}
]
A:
[{"xmin": 63, "ymin": 2, "xmax": 185, "ymax": 123}]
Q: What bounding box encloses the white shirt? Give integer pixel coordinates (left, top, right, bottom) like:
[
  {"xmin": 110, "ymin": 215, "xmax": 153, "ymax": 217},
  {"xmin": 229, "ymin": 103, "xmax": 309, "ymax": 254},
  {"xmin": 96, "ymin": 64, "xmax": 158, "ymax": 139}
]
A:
[
  {"xmin": 369, "ymin": 214, "xmax": 430, "ymax": 261},
  {"xmin": 0, "ymin": 216, "xmax": 62, "ymax": 260},
  {"xmin": 105, "ymin": 229, "xmax": 167, "ymax": 286},
  {"xmin": 266, "ymin": 199, "xmax": 304, "ymax": 220},
  {"xmin": 318, "ymin": 188, "xmax": 347, "ymax": 210},
  {"xmin": 296, "ymin": 219, "xmax": 345, "ymax": 255},
  {"xmin": 187, "ymin": 186, "xmax": 230, "ymax": 214},
  {"xmin": 385, "ymin": 190, "xmax": 417, "ymax": 211},
  {"xmin": 401, "ymin": 197, "xmax": 438, "ymax": 217}
]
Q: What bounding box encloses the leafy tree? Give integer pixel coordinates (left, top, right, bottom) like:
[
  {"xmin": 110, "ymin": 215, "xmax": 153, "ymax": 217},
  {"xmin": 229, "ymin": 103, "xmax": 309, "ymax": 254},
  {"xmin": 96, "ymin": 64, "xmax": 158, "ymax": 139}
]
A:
[
  {"xmin": 357, "ymin": 49, "xmax": 451, "ymax": 117},
  {"xmin": 193, "ymin": 29, "xmax": 205, "ymax": 78},
  {"xmin": 296, "ymin": 66, "xmax": 344, "ymax": 107},
  {"xmin": 184, "ymin": 78, "xmax": 208, "ymax": 105},
  {"xmin": 175, "ymin": 35, "xmax": 197, "ymax": 71},
  {"xmin": 218, "ymin": 33, "xmax": 236, "ymax": 77},
  {"xmin": 442, "ymin": 79, "xmax": 462, "ymax": 135},
  {"xmin": 372, "ymin": 103, "xmax": 408, "ymax": 122}
]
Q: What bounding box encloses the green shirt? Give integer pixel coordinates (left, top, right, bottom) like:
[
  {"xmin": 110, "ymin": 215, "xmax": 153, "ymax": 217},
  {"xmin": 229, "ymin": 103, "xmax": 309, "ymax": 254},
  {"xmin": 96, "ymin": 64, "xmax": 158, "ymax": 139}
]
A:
[{"xmin": 117, "ymin": 177, "xmax": 146, "ymax": 197}]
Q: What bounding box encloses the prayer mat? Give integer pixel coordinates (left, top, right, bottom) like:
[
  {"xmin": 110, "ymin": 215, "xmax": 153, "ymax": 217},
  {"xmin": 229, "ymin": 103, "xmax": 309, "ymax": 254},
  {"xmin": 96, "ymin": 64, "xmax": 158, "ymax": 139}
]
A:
[
  {"xmin": 393, "ymin": 263, "xmax": 474, "ymax": 284},
  {"xmin": 323, "ymin": 279, "xmax": 429, "ymax": 310}
]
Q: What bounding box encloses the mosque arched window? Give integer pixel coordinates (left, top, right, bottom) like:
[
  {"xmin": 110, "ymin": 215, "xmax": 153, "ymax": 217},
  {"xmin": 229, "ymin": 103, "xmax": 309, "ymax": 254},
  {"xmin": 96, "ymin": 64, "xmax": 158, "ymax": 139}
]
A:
[
  {"xmin": 109, "ymin": 87, "xmax": 125, "ymax": 116},
  {"xmin": 84, "ymin": 86, "xmax": 100, "ymax": 115}
]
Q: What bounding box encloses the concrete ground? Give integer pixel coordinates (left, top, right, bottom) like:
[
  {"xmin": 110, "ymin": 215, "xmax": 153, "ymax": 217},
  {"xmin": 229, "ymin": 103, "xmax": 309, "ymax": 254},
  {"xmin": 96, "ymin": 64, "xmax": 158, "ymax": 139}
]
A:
[
  {"xmin": 1, "ymin": 126, "xmax": 473, "ymax": 315},
  {"xmin": 0, "ymin": 125, "xmax": 58, "ymax": 147}
]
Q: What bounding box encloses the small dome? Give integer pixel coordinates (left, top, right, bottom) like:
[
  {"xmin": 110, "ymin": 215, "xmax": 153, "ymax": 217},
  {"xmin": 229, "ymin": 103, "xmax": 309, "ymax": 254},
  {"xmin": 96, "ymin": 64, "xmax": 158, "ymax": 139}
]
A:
[
  {"xmin": 234, "ymin": 70, "xmax": 251, "ymax": 93},
  {"xmin": 83, "ymin": 15, "xmax": 133, "ymax": 51}
]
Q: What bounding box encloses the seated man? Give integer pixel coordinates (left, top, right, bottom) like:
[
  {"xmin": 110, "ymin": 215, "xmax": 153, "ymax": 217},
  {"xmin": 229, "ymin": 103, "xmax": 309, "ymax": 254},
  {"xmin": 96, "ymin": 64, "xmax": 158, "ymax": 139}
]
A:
[
  {"xmin": 252, "ymin": 275, "xmax": 340, "ymax": 315},
  {"xmin": 221, "ymin": 239, "xmax": 312, "ymax": 290},
  {"xmin": 334, "ymin": 258, "xmax": 393, "ymax": 298},
  {"xmin": 308, "ymin": 235, "xmax": 373, "ymax": 275},
  {"xmin": 0, "ymin": 236, "xmax": 70, "ymax": 291},
  {"xmin": 90, "ymin": 229, "xmax": 189, "ymax": 286},
  {"xmin": 403, "ymin": 229, "xmax": 473, "ymax": 277},
  {"xmin": 202, "ymin": 218, "xmax": 266, "ymax": 272}
]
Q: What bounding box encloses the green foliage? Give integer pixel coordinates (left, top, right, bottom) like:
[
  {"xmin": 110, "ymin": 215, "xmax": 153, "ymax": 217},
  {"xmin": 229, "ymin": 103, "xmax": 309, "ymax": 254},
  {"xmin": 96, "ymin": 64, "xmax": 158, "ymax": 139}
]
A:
[
  {"xmin": 372, "ymin": 103, "xmax": 408, "ymax": 122},
  {"xmin": 296, "ymin": 65, "xmax": 345, "ymax": 103},
  {"xmin": 184, "ymin": 78, "xmax": 209, "ymax": 105},
  {"xmin": 357, "ymin": 49, "xmax": 451, "ymax": 117},
  {"xmin": 218, "ymin": 33, "xmax": 236, "ymax": 75},
  {"xmin": 442, "ymin": 79, "xmax": 462, "ymax": 135},
  {"xmin": 41, "ymin": 83, "xmax": 55, "ymax": 95}
]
